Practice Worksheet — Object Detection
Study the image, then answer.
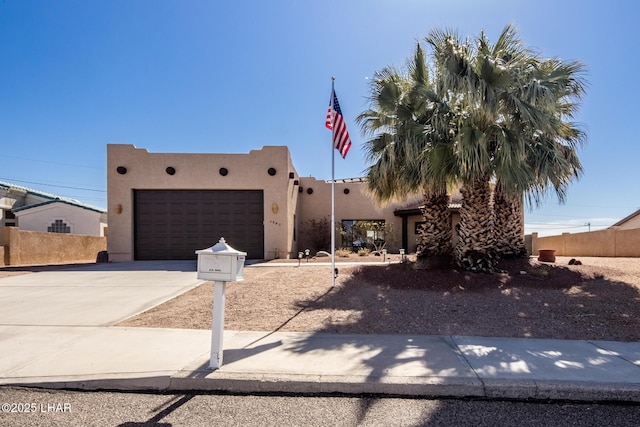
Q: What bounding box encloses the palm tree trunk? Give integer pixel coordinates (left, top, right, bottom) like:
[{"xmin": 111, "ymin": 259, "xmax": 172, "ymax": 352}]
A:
[
  {"xmin": 493, "ymin": 185, "xmax": 527, "ymax": 258},
  {"xmin": 417, "ymin": 190, "xmax": 452, "ymax": 260},
  {"xmin": 454, "ymin": 177, "xmax": 497, "ymax": 273}
]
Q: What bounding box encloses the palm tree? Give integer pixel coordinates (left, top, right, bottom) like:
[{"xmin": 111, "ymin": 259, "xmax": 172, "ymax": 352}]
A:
[
  {"xmin": 357, "ymin": 44, "xmax": 456, "ymax": 260},
  {"xmin": 425, "ymin": 29, "xmax": 500, "ymax": 271},
  {"xmin": 360, "ymin": 25, "xmax": 586, "ymax": 272},
  {"xmin": 425, "ymin": 25, "xmax": 586, "ymax": 271},
  {"xmin": 492, "ymin": 46, "xmax": 586, "ymax": 259}
]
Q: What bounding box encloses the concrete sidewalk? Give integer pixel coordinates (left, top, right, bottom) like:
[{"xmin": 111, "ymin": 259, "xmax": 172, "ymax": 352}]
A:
[{"xmin": 1, "ymin": 327, "xmax": 640, "ymax": 402}]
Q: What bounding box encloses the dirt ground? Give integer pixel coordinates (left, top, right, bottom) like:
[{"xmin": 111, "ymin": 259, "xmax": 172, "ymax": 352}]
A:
[{"xmin": 116, "ymin": 255, "xmax": 640, "ymax": 342}]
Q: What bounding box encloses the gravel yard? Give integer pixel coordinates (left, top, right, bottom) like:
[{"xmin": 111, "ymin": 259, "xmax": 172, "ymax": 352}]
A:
[{"xmin": 117, "ymin": 256, "xmax": 640, "ymax": 342}]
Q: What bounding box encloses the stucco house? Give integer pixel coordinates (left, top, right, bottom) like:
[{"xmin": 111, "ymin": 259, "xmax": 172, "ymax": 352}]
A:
[
  {"xmin": 610, "ymin": 208, "xmax": 640, "ymax": 230},
  {"xmin": 107, "ymin": 144, "xmax": 460, "ymax": 261},
  {"xmin": 0, "ymin": 180, "xmax": 107, "ymax": 237}
]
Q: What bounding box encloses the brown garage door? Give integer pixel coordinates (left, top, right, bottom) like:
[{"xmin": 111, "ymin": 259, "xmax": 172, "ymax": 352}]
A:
[{"xmin": 134, "ymin": 190, "xmax": 264, "ymax": 260}]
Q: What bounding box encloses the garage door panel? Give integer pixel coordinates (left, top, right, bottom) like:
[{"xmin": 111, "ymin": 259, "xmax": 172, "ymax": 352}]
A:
[{"xmin": 134, "ymin": 190, "xmax": 264, "ymax": 260}]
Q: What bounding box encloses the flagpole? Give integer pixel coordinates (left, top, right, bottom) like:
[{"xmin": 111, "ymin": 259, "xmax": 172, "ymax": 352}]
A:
[{"xmin": 330, "ymin": 76, "xmax": 336, "ymax": 289}]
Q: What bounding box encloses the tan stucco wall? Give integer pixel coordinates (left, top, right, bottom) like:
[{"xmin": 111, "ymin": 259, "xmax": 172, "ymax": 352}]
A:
[
  {"xmin": 531, "ymin": 228, "xmax": 640, "ymax": 257},
  {"xmin": 532, "ymin": 233, "xmax": 566, "ymax": 256},
  {"xmin": 107, "ymin": 144, "xmax": 467, "ymax": 261},
  {"xmin": 107, "ymin": 144, "xmax": 299, "ymax": 261},
  {"xmin": 405, "ymin": 215, "xmax": 423, "ymax": 253},
  {"xmin": 564, "ymin": 230, "xmax": 616, "ymax": 256},
  {"xmin": 1, "ymin": 227, "xmax": 106, "ymax": 266},
  {"xmin": 296, "ymin": 177, "xmax": 417, "ymax": 252},
  {"xmin": 614, "ymin": 228, "xmax": 640, "ymax": 256},
  {"xmin": 285, "ymin": 154, "xmax": 300, "ymax": 258}
]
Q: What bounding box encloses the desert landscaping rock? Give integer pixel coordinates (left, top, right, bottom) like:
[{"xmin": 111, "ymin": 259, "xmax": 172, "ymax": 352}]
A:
[{"xmin": 117, "ymin": 256, "xmax": 640, "ymax": 342}]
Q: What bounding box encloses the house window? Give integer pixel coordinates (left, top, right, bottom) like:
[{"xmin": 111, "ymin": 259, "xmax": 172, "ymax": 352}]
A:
[
  {"xmin": 48, "ymin": 219, "xmax": 71, "ymax": 234},
  {"xmin": 4, "ymin": 210, "xmax": 16, "ymax": 227},
  {"xmin": 341, "ymin": 220, "xmax": 385, "ymax": 251}
]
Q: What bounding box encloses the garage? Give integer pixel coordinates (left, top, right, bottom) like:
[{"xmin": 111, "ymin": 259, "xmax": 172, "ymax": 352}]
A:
[{"xmin": 134, "ymin": 190, "xmax": 264, "ymax": 260}]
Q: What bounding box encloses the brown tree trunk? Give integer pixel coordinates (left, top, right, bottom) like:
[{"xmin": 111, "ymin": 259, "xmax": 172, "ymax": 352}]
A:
[
  {"xmin": 454, "ymin": 177, "xmax": 497, "ymax": 273},
  {"xmin": 417, "ymin": 190, "xmax": 453, "ymax": 262},
  {"xmin": 493, "ymin": 185, "xmax": 527, "ymax": 258}
]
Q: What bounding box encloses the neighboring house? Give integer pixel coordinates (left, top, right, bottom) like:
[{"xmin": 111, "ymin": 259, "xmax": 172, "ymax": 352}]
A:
[
  {"xmin": 107, "ymin": 144, "xmax": 462, "ymax": 261},
  {"xmin": 610, "ymin": 208, "xmax": 640, "ymax": 230},
  {"xmin": 0, "ymin": 181, "xmax": 107, "ymax": 237}
]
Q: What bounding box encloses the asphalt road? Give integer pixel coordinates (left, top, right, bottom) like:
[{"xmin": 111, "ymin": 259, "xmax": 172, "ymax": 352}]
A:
[{"xmin": 1, "ymin": 387, "xmax": 639, "ymax": 427}]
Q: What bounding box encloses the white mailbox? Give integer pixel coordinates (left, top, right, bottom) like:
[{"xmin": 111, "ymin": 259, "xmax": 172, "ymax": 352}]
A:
[{"xmin": 195, "ymin": 237, "xmax": 247, "ymax": 282}]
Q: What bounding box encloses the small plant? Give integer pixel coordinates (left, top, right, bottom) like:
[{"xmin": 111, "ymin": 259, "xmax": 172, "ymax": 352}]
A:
[
  {"xmin": 302, "ymin": 216, "xmax": 332, "ymax": 252},
  {"xmin": 336, "ymin": 248, "xmax": 352, "ymax": 258},
  {"xmin": 349, "ymin": 220, "xmax": 395, "ymax": 253},
  {"xmin": 357, "ymin": 248, "xmax": 371, "ymax": 257}
]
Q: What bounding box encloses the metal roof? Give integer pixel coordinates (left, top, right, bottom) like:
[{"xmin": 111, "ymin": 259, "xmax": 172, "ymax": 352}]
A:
[{"xmin": 0, "ymin": 180, "xmax": 106, "ymax": 214}]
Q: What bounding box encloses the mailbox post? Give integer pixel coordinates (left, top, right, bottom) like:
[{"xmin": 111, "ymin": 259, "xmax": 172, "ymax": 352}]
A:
[{"xmin": 195, "ymin": 237, "xmax": 246, "ymax": 369}]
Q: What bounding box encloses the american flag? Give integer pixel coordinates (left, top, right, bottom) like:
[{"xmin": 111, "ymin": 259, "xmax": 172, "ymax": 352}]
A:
[{"xmin": 325, "ymin": 88, "xmax": 352, "ymax": 158}]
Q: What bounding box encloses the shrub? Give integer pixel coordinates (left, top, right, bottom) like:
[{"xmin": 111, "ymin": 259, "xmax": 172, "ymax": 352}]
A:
[
  {"xmin": 302, "ymin": 217, "xmax": 331, "ymax": 252},
  {"xmin": 357, "ymin": 248, "xmax": 371, "ymax": 257},
  {"xmin": 336, "ymin": 248, "xmax": 352, "ymax": 258}
]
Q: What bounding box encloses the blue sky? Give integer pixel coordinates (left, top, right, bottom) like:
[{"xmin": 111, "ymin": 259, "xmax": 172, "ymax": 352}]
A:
[{"xmin": 1, "ymin": 0, "xmax": 639, "ymax": 237}]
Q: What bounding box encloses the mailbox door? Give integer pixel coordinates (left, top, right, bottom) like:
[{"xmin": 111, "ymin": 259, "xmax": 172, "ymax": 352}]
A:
[{"xmin": 200, "ymin": 254, "xmax": 232, "ymax": 275}]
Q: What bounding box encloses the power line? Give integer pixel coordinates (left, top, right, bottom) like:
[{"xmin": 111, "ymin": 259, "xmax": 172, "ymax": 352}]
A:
[
  {"xmin": 0, "ymin": 177, "xmax": 106, "ymax": 193},
  {"xmin": 0, "ymin": 154, "xmax": 104, "ymax": 170},
  {"xmin": 527, "ymin": 203, "xmax": 638, "ymax": 214},
  {"xmin": 525, "ymin": 221, "xmax": 611, "ymax": 233},
  {"xmin": 525, "ymin": 220, "xmax": 607, "ymax": 228},
  {"xmin": 525, "ymin": 223, "xmax": 600, "ymax": 229},
  {"xmin": 527, "ymin": 212, "xmax": 625, "ymax": 219},
  {"xmin": 561, "ymin": 204, "xmax": 638, "ymax": 209}
]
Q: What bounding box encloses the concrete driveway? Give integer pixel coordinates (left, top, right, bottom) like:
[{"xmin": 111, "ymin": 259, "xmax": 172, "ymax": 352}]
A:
[
  {"xmin": 0, "ymin": 261, "xmax": 212, "ymax": 388},
  {"xmin": 0, "ymin": 261, "xmax": 202, "ymax": 326}
]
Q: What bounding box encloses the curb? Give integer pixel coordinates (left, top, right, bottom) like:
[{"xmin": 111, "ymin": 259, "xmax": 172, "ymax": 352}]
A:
[{"xmin": 4, "ymin": 374, "xmax": 640, "ymax": 403}]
